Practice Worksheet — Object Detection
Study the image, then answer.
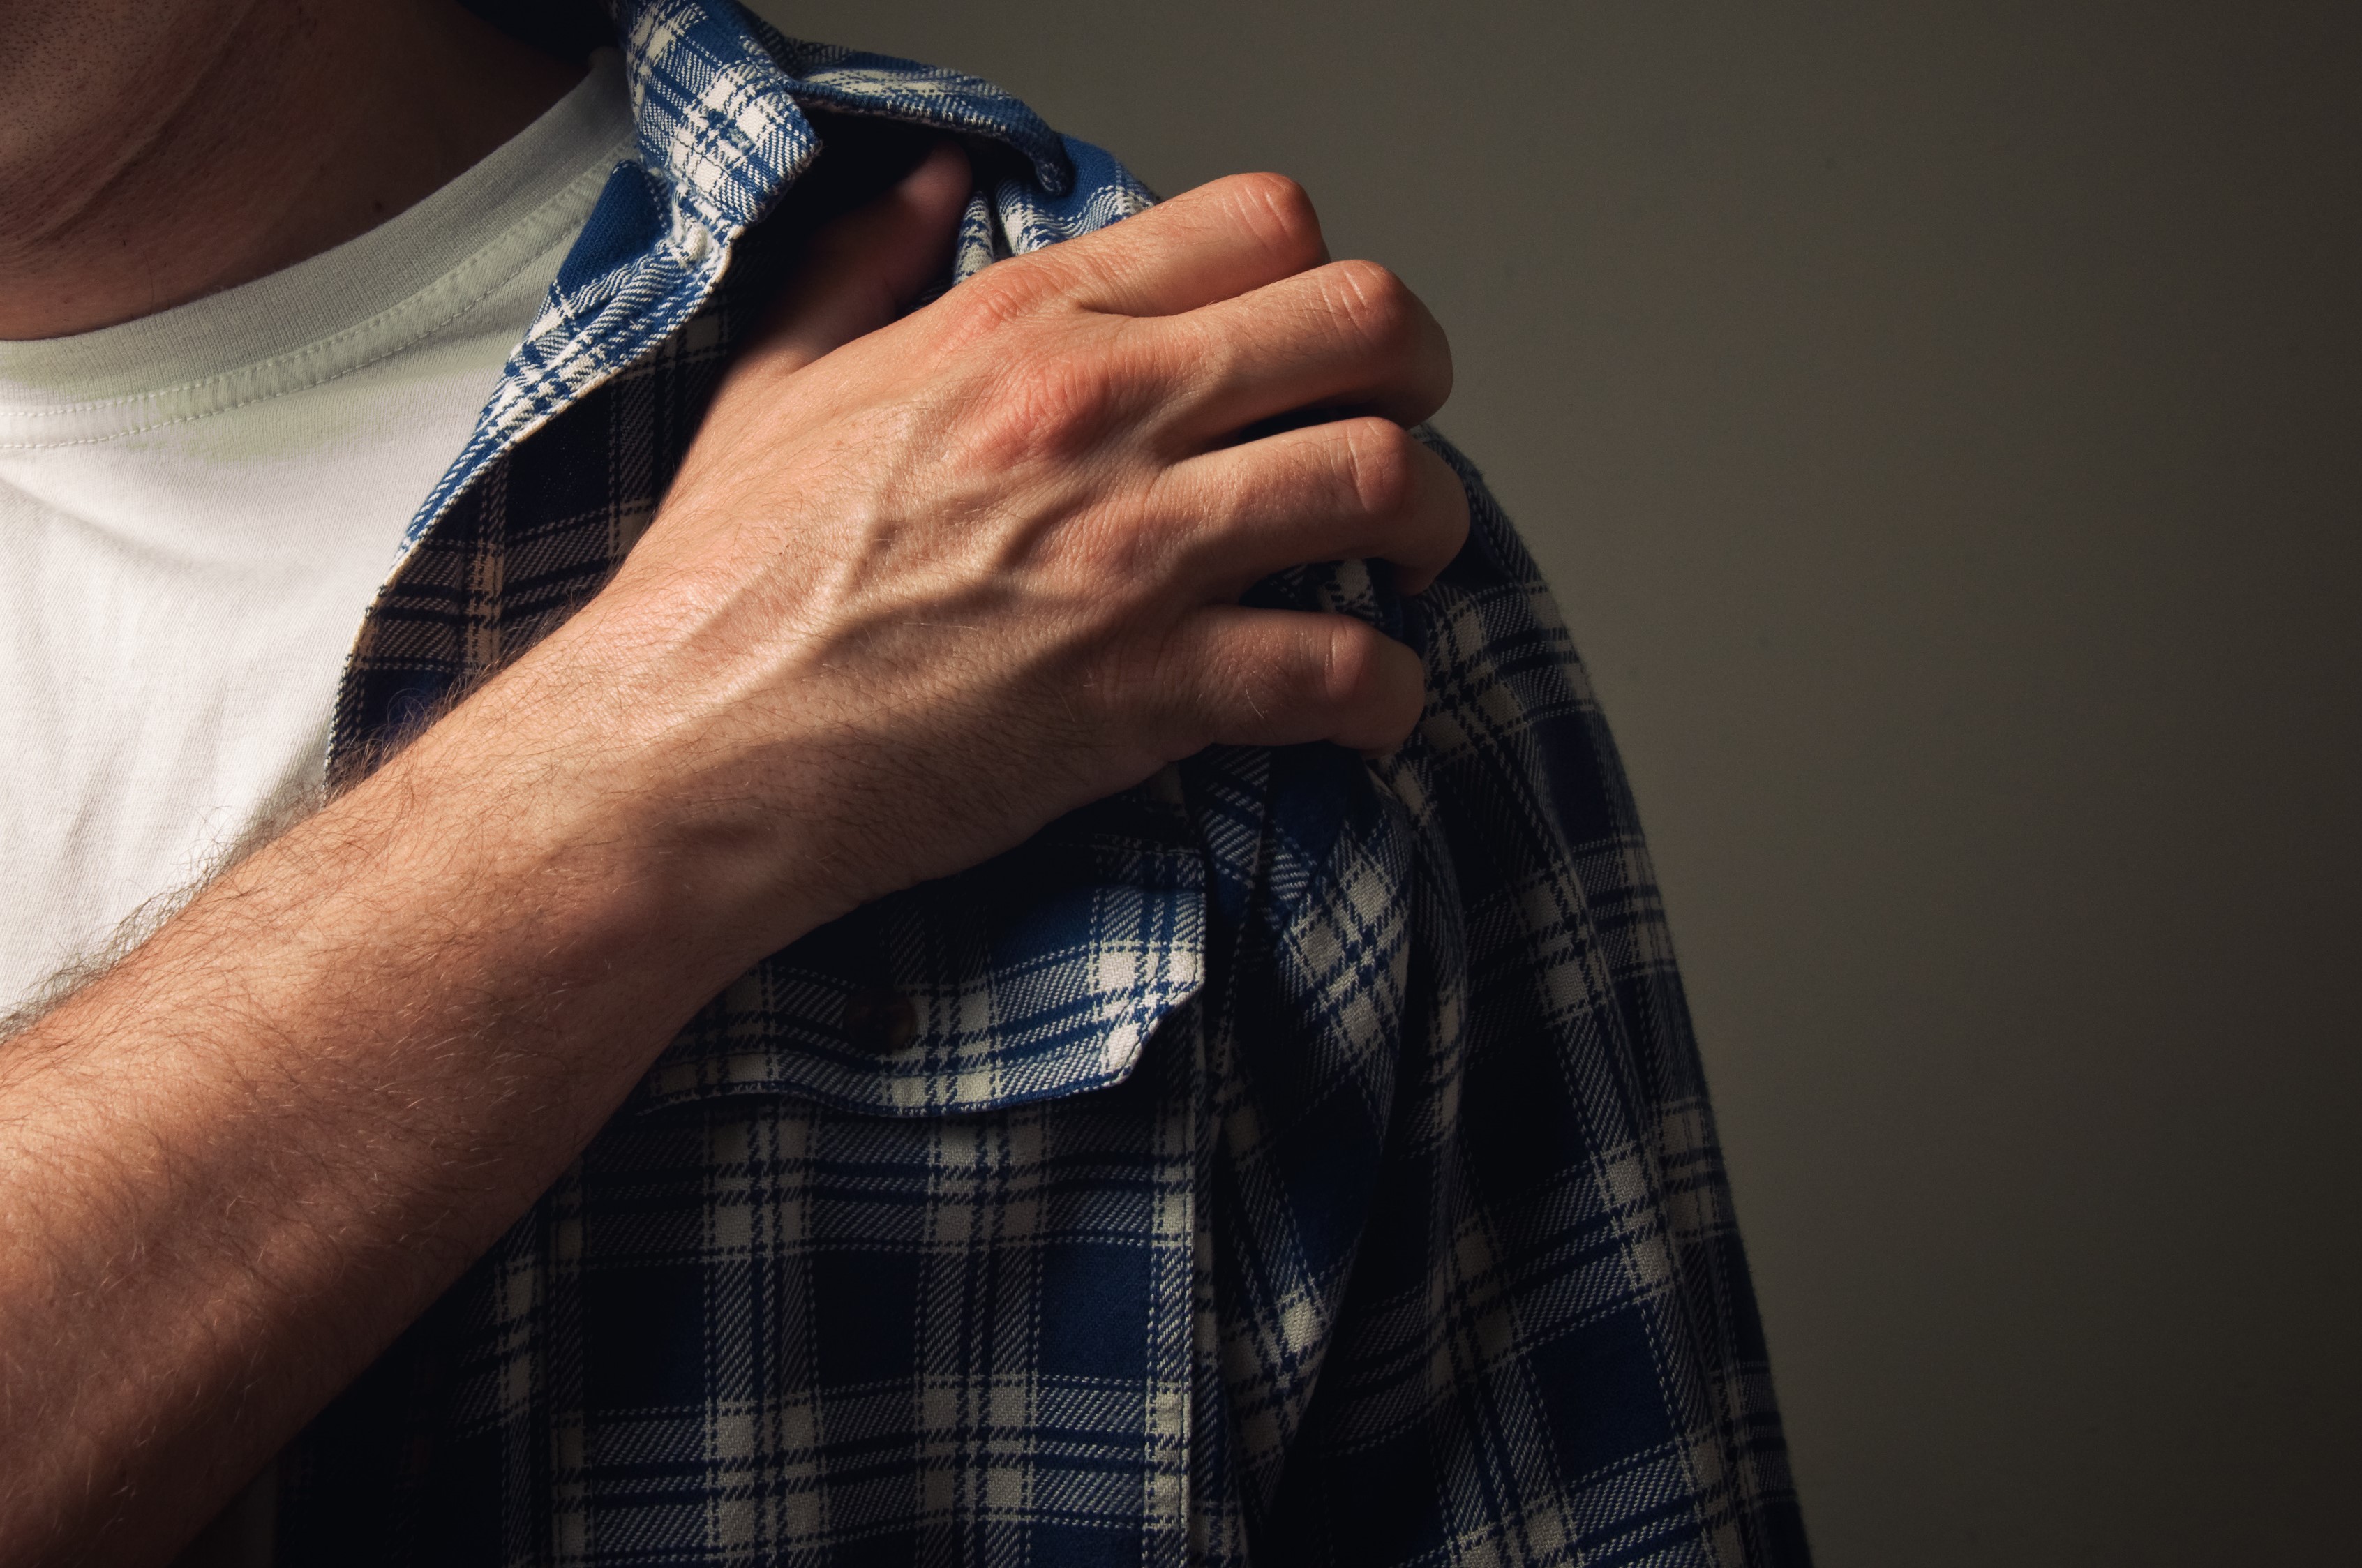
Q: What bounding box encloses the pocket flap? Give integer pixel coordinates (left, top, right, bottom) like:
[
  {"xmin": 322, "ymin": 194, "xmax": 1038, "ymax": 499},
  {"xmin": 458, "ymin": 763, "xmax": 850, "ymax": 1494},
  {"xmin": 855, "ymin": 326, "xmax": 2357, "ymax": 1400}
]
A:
[{"xmin": 632, "ymin": 783, "xmax": 1206, "ymax": 1117}]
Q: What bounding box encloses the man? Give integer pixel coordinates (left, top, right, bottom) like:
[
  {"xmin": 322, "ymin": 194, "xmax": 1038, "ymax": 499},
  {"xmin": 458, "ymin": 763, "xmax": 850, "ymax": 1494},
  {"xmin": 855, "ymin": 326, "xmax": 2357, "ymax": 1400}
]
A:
[{"xmin": 0, "ymin": 0, "xmax": 1807, "ymax": 1563}]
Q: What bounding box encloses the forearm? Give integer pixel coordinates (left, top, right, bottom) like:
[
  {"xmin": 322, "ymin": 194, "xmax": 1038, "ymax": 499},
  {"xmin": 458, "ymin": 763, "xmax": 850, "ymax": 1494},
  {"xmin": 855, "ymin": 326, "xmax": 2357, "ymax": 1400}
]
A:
[
  {"xmin": 0, "ymin": 674, "xmax": 783, "ymax": 1565},
  {"xmin": 0, "ymin": 160, "xmax": 1463, "ymax": 1565}
]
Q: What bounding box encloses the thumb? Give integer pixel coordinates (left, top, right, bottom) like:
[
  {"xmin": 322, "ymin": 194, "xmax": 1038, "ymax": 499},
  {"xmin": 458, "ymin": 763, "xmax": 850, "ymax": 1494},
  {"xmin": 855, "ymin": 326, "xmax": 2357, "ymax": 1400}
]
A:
[{"xmin": 746, "ymin": 139, "xmax": 973, "ymax": 376}]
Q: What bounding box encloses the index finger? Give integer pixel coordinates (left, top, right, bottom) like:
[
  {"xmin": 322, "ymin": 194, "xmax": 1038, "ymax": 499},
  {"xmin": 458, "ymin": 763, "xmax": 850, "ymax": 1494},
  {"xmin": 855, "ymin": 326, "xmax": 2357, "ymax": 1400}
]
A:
[{"xmin": 1014, "ymin": 171, "xmax": 1331, "ymax": 319}]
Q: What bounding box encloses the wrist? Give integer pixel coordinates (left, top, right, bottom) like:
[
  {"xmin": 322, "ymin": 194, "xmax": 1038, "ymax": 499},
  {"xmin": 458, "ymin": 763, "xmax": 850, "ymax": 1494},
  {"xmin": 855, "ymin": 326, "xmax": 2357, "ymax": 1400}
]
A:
[{"xmin": 359, "ymin": 653, "xmax": 850, "ymax": 1015}]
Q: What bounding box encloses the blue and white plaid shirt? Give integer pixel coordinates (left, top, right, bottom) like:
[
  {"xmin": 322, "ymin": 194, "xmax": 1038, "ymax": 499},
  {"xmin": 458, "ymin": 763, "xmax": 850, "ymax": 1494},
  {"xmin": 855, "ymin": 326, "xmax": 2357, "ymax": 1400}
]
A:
[{"xmin": 276, "ymin": 3, "xmax": 1810, "ymax": 1562}]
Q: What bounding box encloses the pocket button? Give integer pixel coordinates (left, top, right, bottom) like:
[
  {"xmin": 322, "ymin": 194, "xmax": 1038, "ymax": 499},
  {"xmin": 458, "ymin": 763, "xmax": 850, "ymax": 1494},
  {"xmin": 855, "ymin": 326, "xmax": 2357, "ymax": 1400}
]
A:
[{"xmin": 844, "ymin": 990, "xmax": 918, "ymax": 1053}]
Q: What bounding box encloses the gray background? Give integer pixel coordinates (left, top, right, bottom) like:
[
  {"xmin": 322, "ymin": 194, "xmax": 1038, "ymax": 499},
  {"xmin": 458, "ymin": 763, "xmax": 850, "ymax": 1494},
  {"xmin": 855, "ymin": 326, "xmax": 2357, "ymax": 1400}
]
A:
[{"xmin": 761, "ymin": 2, "xmax": 2361, "ymax": 1562}]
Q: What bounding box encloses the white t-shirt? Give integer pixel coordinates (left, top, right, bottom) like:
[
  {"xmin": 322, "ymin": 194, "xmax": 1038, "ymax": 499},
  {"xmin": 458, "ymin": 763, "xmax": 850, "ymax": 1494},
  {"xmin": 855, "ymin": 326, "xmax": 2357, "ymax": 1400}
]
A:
[{"xmin": 0, "ymin": 54, "xmax": 634, "ymax": 1020}]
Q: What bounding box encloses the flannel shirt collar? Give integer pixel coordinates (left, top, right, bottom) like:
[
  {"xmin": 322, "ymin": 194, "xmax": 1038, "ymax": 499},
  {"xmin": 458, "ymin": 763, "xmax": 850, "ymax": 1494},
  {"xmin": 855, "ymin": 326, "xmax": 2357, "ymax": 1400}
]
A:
[
  {"xmin": 405, "ymin": 0, "xmax": 1077, "ymax": 554},
  {"xmin": 617, "ymin": 0, "xmax": 1074, "ymax": 229}
]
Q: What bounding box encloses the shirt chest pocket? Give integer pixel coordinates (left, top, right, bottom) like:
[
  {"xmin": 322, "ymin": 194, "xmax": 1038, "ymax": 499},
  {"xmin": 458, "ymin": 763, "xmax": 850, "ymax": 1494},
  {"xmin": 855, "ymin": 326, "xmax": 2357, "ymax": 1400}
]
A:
[{"xmin": 629, "ymin": 786, "xmax": 1209, "ymax": 1119}]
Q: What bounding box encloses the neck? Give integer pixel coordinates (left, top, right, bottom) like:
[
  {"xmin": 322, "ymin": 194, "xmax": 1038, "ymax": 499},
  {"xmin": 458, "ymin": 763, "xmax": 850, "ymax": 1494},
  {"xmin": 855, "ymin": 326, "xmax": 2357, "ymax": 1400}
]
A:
[{"xmin": 0, "ymin": 0, "xmax": 583, "ymax": 341}]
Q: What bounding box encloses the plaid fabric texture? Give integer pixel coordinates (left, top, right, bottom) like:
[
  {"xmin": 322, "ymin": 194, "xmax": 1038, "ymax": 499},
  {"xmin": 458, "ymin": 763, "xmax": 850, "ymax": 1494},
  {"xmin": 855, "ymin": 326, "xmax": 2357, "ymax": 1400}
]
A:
[{"xmin": 283, "ymin": 2, "xmax": 1809, "ymax": 1563}]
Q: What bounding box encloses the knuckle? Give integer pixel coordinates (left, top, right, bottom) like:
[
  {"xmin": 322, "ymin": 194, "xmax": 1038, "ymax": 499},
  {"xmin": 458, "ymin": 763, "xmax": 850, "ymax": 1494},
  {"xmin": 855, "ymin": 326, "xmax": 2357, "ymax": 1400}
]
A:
[
  {"xmin": 1308, "ymin": 617, "xmax": 1425, "ymax": 744},
  {"xmin": 1340, "ymin": 417, "xmax": 1419, "ymax": 517},
  {"xmin": 1029, "ymin": 350, "xmax": 1121, "ymax": 429},
  {"xmin": 944, "ymin": 258, "xmax": 1054, "ymax": 341},
  {"xmin": 1325, "ymin": 259, "xmax": 1419, "ymax": 353},
  {"xmin": 1222, "ymin": 172, "xmax": 1324, "ymax": 267},
  {"xmin": 976, "ymin": 344, "xmax": 1125, "ymax": 465},
  {"xmin": 1317, "ymin": 618, "xmax": 1386, "ymax": 708}
]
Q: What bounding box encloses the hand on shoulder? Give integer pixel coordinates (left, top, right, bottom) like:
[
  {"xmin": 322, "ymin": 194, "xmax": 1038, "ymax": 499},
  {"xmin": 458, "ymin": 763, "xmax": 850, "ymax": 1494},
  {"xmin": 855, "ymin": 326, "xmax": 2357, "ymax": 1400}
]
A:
[{"xmin": 427, "ymin": 140, "xmax": 1467, "ymax": 971}]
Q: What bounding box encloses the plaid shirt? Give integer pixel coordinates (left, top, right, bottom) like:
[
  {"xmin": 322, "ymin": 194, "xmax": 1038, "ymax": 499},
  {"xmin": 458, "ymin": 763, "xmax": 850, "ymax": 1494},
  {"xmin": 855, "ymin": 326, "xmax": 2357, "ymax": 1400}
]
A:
[{"xmin": 277, "ymin": 2, "xmax": 1810, "ymax": 1563}]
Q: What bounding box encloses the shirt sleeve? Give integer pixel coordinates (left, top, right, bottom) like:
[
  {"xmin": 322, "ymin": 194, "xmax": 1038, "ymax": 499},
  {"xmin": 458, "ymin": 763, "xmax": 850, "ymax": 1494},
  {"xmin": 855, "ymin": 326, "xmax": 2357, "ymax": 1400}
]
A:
[{"xmin": 1190, "ymin": 433, "xmax": 1811, "ymax": 1565}]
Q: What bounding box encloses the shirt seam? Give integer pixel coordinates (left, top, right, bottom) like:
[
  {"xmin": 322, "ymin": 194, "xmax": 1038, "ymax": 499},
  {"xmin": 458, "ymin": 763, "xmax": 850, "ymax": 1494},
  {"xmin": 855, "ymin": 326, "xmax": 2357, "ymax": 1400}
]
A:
[{"xmin": 0, "ymin": 148, "xmax": 631, "ymax": 450}]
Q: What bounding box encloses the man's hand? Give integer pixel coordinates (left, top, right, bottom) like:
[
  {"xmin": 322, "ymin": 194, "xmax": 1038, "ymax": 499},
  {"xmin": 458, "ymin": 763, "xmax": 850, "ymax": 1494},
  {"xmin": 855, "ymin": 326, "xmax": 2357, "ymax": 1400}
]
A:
[
  {"xmin": 458, "ymin": 140, "xmax": 1466, "ymax": 964},
  {"xmin": 0, "ymin": 144, "xmax": 1463, "ymax": 1566}
]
